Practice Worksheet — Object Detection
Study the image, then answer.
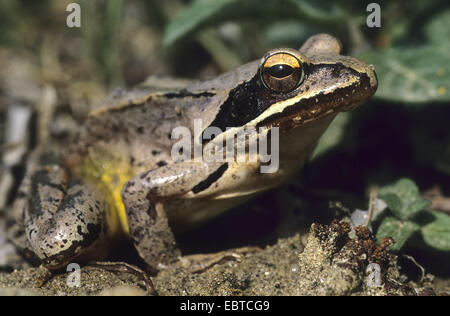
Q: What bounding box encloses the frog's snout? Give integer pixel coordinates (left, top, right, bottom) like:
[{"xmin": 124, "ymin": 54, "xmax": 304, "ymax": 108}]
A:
[{"xmin": 348, "ymin": 60, "xmax": 378, "ymax": 103}]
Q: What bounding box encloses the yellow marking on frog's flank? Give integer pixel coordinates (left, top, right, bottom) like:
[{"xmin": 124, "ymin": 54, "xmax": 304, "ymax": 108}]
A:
[
  {"xmin": 78, "ymin": 154, "xmax": 133, "ymax": 238},
  {"xmin": 438, "ymin": 87, "xmax": 446, "ymax": 95},
  {"xmin": 100, "ymin": 168, "xmax": 131, "ymax": 236}
]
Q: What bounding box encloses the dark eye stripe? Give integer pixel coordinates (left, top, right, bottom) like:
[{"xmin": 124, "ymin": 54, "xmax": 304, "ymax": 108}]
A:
[{"xmin": 268, "ymin": 64, "xmax": 294, "ymax": 78}]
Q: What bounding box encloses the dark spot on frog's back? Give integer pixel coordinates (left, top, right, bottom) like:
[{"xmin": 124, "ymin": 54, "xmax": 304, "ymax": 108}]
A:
[{"xmin": 157, "ymin": 161, "xmax": 167, "ymax": 167}]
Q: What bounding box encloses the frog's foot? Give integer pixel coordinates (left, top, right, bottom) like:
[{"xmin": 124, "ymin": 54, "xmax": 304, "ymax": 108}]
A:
[
  {"xmin": 89, "ymin": 261, "xmax": 156, "ymax": 295},
  {"xmin": 26, "ymin": 176, "xmax": 111, "ymax": 269},
  {"xmin": 9, "ymin": 147, "xmax": 113, "ymax": 270},
  {"xmin": 175, "ymin": 246, "xmax": 261, "ymax": 274}
]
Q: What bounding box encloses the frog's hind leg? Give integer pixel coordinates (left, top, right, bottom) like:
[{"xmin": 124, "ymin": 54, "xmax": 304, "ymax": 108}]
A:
[{"xmin": 8, "ymin": 148, "xmax": 112, "ymax": 269}]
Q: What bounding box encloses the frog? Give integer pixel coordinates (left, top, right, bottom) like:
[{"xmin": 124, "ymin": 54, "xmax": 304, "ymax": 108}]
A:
[{"xmin": 7, "ymin": 34, "xmax": 377, "ymax": 274}]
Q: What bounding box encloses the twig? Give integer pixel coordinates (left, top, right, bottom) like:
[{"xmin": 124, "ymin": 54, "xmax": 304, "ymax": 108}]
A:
[
  {"xmin": 402, "ymin": 254, "xmax": 425, "ymax": 284},
  {"xmin": 364, "ymin": 189, "xmax": 377, "ymax": 227}
]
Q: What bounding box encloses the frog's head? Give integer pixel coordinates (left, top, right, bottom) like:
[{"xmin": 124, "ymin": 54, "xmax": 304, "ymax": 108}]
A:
[
  {"xmin": 254, "ymin": 33, "xmax": 378, "ymax": 129},
  {"xmin": 203, "ymin": 34, "xmax": 377, "ymax": 134}
]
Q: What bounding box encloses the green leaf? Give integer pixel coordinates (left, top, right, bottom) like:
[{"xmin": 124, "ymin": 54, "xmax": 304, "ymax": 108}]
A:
[
  {"xmin": 163, "ymin": 0, "xmax": 344, "ymax": 46},
  {"xmin": 264, "ymin": 21, "xmax": 316, "ymax": 48},
  {"xmin": 421, "ymin": 210, "xmax": 450, "ymax": 251},
  {"xmin": 360, "ymin": 9, "xmax": 450, "ymax": 103},
  {"xmin": 377, "ymin": 193, "xmax": 402, "ymax": 217},
  {"xmin": 378, "ymin": 178, "xmax": 431, "ymax": 221},
  {"xmin": 376, "ymin": 217, "xmax": 420, "ymax": 252},
  {"xmin": 361, "ymin": 45, "xmax": 450, "ymax": 103},
  {"xmin": 164, "ymin": 0, "xmax": 235, "ymax": 46}
]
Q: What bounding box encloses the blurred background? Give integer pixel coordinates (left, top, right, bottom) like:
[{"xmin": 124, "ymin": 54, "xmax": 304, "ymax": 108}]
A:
[{"xmin": 0, "ymin": 0, "xmax": 448, "ymax": 281}]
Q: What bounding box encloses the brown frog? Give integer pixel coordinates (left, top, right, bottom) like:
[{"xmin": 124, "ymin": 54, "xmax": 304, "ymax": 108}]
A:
[{"xmin": 7, "ymin": 34, "xmax": 377, "ymax": 273}]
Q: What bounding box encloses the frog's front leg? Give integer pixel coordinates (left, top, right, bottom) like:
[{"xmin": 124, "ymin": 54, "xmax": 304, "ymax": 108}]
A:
[{"xmin": 122, "ymin": 161, "xmax": 229, "ymax": 271}]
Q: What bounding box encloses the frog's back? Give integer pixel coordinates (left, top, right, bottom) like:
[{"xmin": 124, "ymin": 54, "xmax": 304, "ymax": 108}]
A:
[{"xmin": 66, "ymin": 92, "xmax": 178, "ymax": 175}]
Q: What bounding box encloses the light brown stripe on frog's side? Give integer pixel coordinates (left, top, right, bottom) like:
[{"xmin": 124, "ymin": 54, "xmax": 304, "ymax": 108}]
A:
[{"xmin": 90, "ymin": 90, "xmax": 217, "ymax": 116}]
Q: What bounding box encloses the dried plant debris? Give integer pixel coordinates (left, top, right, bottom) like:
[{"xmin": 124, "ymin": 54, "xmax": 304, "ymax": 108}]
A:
[{"xmin": 297, "ymin": 220, "xmax": 401, "ymax": 295}]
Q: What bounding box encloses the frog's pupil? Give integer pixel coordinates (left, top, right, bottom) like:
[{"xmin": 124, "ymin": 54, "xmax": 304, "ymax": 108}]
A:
[{"xmin": 268, "ymin": 64, "xmax": 293, "ymax": 78}]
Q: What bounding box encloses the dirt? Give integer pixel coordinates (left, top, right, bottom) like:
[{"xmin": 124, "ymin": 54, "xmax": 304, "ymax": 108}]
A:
[{"xmin": 1, "ymin": 219, "xmax": 444, "ymax": 296}]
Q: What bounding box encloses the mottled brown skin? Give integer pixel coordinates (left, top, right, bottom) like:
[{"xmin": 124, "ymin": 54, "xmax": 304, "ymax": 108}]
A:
[{"xmin": 7, "ymin": 34, "xmax": 377, "ymax": 271}]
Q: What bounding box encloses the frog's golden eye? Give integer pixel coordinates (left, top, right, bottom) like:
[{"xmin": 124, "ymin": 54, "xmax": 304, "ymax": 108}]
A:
[{"xmin": 260, "ymin": 53, "xmax": 304, "ymax": 93}]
